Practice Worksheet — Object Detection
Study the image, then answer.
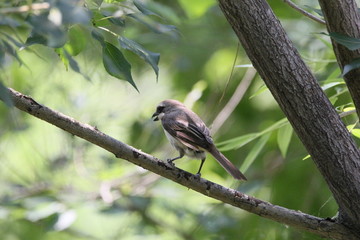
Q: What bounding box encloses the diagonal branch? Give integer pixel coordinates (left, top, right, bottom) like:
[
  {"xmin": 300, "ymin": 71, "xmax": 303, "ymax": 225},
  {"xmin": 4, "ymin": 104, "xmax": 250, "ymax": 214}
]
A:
[
  {"xmin": 283, "ymin": 0, "xmax": 325, "ymax": 25},
  {"xmin": 0, "ymin": 87, "xmax": 356, "ymax": 239}
]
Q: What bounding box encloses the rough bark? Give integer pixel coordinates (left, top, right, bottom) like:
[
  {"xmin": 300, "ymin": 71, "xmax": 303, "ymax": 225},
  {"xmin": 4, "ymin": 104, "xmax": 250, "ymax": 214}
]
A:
[
  {"xmin": 0, "ymin": 87, "xmax": 356, "ymax": 239},
  {"xmin": 218, "ymin": 0, "xmax": 360, "ymax": 234},
  {"xmin": 318, "ymin": 0, "xmax": 360, "ymax": 118}
]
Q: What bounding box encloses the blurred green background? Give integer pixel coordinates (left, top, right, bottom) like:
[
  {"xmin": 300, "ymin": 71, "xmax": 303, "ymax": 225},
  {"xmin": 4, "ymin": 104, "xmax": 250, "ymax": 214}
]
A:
[{"xmin": 1, "ymin": 0, "xmax": 358, "ymax": 239}]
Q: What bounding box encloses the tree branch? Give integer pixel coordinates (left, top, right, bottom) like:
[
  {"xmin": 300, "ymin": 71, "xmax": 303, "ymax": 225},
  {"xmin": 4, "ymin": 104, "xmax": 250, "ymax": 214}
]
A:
[
  {"xmin": 283, "ymin": 0, "xmax": 326, "ymax": 25},
  {"xmin": 0, "ymin": 87, "xmax": 356, "ymax": 239},
  {"xmin": 218, "ymin": 0, "xmax": 360, "ymax": 235}
]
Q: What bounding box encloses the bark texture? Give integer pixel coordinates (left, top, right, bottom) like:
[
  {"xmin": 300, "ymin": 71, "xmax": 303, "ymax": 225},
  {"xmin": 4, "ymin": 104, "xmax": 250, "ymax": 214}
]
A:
[
  {"xmin": 218, "ymin": 0, "xmax": 360, "ymax": 235},
  {"xmin": 318, "ymin": 0, "xmax": 360, "ymax": 118}
]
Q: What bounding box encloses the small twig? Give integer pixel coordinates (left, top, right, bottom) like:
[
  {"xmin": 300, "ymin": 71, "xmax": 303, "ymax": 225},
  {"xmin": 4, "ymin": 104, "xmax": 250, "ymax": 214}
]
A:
[
  {"xmin": 339, "ymin": 109, "xmax": 357, "ymax": 118},
  {"xmin": 283, "ymin": 0, "xmax": 326, "ymax": 25},
  {"xmin": 0, "ymin": 3, "xmax": 50, "ymax": 14}
]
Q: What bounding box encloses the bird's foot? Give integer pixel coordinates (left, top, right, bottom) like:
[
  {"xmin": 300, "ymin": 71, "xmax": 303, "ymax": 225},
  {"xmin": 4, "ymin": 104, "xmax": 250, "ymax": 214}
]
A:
[
  {"xmin": 195, "ymin": 173, "xmax": 201, "ymax": 179},
  {"xmin": 167, "ymin": 159, "xmax": 175, "ymax": 166}
]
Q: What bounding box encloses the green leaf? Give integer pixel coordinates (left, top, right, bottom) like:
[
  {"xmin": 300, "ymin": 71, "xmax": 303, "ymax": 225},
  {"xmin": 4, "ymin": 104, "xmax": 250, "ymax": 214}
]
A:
[
  {"xmin": 321, "ymin": 82, "xmax": 344, "ymax": 91},
  {"xmin": 259, "ymin": 118, "xmax": 289, "ymax": 135},
  {"xmin": 343, "ymin": 58, "xmax": 360, "ymax": 76},
  {"xmin": 1, "ymin": 40, "xmax": 23, "ymax": 65},
  {"xmin": 127, "ymin": 13, "xmax": 178, "ymax": 37},
  {"xmin": 91, "ymin": 30, "xmax": 105, "ymax": 45},
  {"xmin": 218, "ymin": 118, "xmax": 288, "ymax": 151},
  {"xmin": 326, "ymin": 32, "xmax": 360, "ymax": 50},
  {"xmin": 240, "ymin": 133, "xmax": 270, "ymax": 173},
  {"xmin": 1, "ymin": 32, "xmax": 24, "ymax": 48},
  {"xmin": 63, "ymin": 50, "xmax": 80, "ymax": 73},
  {"xmin": 217, "ymin": 133, "xmax": 259, "ymax": 151},
  {"xmin": 56, "ymin": 48, "xmax": 89, "ymax": 80},
  {"xmin": 277, "ymin": 123, "xmax": 293, "ymax": 157},
  {"xmin": 119, "ymin": 36, "xmax": 160, "ymax": 80},
  {"xmin": 25, "ymin": 32, "xmax": 47, "ymax": 46},
  {"xmin": 350, "ymin": 129, "xmax": 360, "ymax": 139},
  {"xmin": 102, "ymin": 10, "xmax": 126, "ymax": 27},
  {"xmin": 0, "ymin": 16, "xmax": 21, "ymax": 27},
  {"xmin": 134, "ymin": 0, "xmax": 161, "ymax": 17},
  {"xmin": 55, "ymin": 0, "xmax": 91, "ymax": 25},
  {"xmin": 249, "ymin": 84, "xmax": 268, "ymax": 99},
  {"xmin": 26, "ymin": 14, "xmax": 67, "ymax": 48},
  {"xmin": 64, "ymin": 26, "xmax": 87, "ymax": 56},
  {"xmin": 102, "ymin": 42, "xmax": 138, "ymax": 91}
]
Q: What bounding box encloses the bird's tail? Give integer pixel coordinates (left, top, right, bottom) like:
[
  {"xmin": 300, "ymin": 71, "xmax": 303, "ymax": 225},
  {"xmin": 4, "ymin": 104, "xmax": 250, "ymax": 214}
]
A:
[{"xmin": 209, "ymin": 145, "xmax": 247, "ymax": 181}]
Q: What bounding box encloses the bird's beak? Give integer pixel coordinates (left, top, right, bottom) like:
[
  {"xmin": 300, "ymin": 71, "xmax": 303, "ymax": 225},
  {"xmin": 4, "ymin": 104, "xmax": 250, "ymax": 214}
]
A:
[{"xmin": 152, "ymin": 112, "xmax": 159, "ymax": 121}]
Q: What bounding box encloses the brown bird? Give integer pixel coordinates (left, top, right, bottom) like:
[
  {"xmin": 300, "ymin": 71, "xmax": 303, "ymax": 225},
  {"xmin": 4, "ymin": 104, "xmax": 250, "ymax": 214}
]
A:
[{"xmin": 152, "ymin": 99, "xmax": 247, "ymax": 180}]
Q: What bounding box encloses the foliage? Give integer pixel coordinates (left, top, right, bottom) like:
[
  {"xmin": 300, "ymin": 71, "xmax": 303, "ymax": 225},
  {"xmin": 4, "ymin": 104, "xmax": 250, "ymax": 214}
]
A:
[
  {"xmin": 0, "ymin": 0, "xmax": 358, "ymax": 240},
  {"xmin": 0, "ymin": 0, "xmax": 168, "ymax": 89}
]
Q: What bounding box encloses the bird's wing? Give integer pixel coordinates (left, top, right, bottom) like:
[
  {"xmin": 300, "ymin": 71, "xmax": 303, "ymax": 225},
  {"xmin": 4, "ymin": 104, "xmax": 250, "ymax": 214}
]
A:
[{"xmin": 162, "ymin": 113, "xmax": 212, "ymax": 151}]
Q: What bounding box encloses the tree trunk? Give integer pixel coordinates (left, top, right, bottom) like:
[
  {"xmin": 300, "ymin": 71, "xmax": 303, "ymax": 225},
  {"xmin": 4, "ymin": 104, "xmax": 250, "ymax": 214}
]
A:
[
  {"xmin": 218, "ymin": 0, "xmax": 360, "ymax": 235},
  {"xmin": 318, "ymin": 0, "xmax": 360, "ymax": 120}
]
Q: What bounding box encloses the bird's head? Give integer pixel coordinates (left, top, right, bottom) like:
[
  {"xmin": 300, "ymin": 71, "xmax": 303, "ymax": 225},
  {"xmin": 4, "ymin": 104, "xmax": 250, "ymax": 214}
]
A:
[{"xmin": 152, "ymin": 99, "xmax": 184, "ymax": 121}]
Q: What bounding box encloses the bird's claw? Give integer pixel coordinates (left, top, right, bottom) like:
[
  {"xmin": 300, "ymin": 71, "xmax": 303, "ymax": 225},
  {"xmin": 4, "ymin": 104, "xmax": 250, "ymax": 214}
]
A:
[
  {"xmin": 167, "ymin": 159, "xmax": 175, "ymax": 166},
  {"xmin": 195, "ymin": 173, "xmax": 201, "ymax": 179}
]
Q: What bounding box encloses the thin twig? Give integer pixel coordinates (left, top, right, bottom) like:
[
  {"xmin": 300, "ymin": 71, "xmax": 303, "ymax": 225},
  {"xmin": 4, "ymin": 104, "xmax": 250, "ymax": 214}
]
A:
[
  {"xmin": 339, "ymin": 109, "xmax": 357, "ymax": 118},
  {"xmin": 283, "ymin": 0, "xmax": 326, "ymax": 25},
  {"xmin": 0, "ymin": 87, "xmax": 355, "ymax": 239}
]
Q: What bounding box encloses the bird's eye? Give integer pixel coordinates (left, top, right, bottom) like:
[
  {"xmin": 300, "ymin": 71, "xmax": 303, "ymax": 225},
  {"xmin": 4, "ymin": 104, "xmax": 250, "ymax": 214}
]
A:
[{"xmin": 157, "ymin": 106, "xmax": 165, "ymax": 112}]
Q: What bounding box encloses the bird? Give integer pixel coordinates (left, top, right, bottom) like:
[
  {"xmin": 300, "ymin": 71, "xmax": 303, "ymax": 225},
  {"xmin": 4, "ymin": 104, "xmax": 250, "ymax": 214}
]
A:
[{"xmin": 152, "ymin": 99, "xmax": 247, "ymax": 180}]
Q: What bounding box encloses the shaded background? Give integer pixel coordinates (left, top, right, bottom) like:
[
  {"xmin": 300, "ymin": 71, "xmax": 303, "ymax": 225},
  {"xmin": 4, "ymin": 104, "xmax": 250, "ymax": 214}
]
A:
[{"xmin": 0, "ymin": 0, "xmax": 357, "ymax": 239}]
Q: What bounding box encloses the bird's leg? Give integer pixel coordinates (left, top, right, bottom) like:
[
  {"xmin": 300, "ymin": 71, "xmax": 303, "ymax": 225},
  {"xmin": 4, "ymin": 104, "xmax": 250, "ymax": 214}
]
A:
[
  {"xmin": 195, "ymin": 158, "xmax": 206, "ymax": 177},
  {"xmin": 167, "ymin": 150, "xmax": 184, "ymax": 166}
]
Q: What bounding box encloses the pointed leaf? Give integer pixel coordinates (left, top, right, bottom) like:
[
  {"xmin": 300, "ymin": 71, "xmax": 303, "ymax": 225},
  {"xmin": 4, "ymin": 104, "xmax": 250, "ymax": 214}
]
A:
[
  {"xmin": 1, "ymin": 40, "xmax": 23, "ymax": 65},
  {"xmin": 259, "ymin": 118, "xmax": 289, "ymax": 135},
  {"xmin": 0, "ymin": 32, "xmax": 24, "ymax": 48},
  {"xmin": 350, "ymin": 129, "xmax": 360, "ymax": 139},
  {"xmin": 26, "ymin": 14, "xmax": 67, "ymax": 48},
  {"xmin": 101, "ymin": 10, "xmax": 126, "ymax": 27},
  {"xmin": 0, "ymin": 16, "xmax": 21, "ymax": 27},
  {"xmin": 277, "ymin": 123, "xmax": 293, "ymax": 157},
  {"xmin": 91, "ymin": 30, "xmax": 105, "ymax": 45},
  {"xmin": 127, "ymin": 13, "xmax": 178, "ymax": 36},
  {"xmin": 343, "ymin": 58, "xmax": 360, "ymax": 76},
  {"xmin": 240, "ymin": 133, "xmax": 270, "ymax": 173},
  {"xmin": 63, "ymin": 49, "xmax": 80, "ymax": 73},
  {"xmin": 217, "ymin": 133, "xmax": 260, "ymax": 151},
  {"xmin": 327, "ymin": 32, "xmax": 360, "ymax": 50},
  {"xmin": 249, "ymin": 84, "xmax": 268, "ymax": 99},
  {"xmin": 218, "ymin": 118, "xmax": 288, "ymax": 151},
  {"xmin": 119, "ymin": 36, "xmax": 160, "ymax": 79},
  {"xmin": 134, "ymin": 0, "xmax": 161, "ymax": 17},
  {"xmin": 102, "ymin": 42, "xmax": 138, "ymax": 91}
]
